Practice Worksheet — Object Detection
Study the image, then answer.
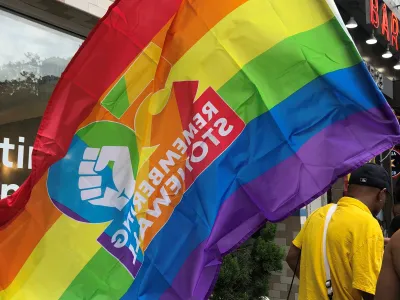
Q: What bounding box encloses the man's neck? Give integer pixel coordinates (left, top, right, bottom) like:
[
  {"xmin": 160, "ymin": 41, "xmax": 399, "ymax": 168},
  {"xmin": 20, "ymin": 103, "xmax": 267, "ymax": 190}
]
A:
[{"xmin": 346, "ymin": 194, "xmax": 374, "ymax": 214}]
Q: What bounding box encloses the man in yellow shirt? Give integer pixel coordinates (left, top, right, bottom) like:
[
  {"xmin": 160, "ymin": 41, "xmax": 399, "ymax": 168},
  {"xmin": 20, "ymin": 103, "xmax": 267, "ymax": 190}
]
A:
[{"xmin": 286, "ymin": 163, "xmax": 389, "ymax": 300}]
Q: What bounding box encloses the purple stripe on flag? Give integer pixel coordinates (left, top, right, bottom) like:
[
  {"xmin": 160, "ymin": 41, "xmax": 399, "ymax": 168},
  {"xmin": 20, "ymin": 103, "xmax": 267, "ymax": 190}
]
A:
[
  {"xmin": 98, "ymin": 232, "xmax": 142, "ymax": 277},
  {"xmin": 160, "ymin": 106, "xmax": 400, "ymax": 300},
  {"xmin": 51, "ymin": 199, "xmax": 89, "ymax": 223}
]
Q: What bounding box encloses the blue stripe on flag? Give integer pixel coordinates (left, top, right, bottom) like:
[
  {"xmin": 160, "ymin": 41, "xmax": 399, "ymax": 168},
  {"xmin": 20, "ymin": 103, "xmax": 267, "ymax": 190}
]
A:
[{"xmin": 122, "ymin": 62, "xmax": 387, "ymax": 298}]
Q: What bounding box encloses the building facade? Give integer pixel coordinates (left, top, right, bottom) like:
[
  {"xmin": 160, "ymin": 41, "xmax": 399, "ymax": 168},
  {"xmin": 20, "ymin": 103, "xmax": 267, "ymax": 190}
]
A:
[
  {"xmin": 56, "ymin": 0, "xmax": 114, "ymax": 18},
  {"xmin": 0, "ymin": 0, "xmax": 113, "ymax": 199}
]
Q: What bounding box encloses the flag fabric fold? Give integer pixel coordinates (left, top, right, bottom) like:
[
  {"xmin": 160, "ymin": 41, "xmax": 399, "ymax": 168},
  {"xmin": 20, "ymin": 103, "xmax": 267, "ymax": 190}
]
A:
[{"xmin": 1, "ymin": 0, "xmax": 400, "ymax": 299}]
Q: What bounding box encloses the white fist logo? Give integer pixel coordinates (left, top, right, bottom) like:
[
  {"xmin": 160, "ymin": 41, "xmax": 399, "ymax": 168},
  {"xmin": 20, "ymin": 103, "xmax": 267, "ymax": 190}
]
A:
[{"xmin": 78, "ymin": 146, "xmax": 135, "ymax": 211}]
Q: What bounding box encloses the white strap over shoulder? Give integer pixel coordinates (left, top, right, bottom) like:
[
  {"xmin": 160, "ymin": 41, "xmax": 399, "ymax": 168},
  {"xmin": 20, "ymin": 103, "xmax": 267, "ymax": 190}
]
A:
[{"xmin": 322, "ymin": 204, "xmax": 337, "ymax": 299}]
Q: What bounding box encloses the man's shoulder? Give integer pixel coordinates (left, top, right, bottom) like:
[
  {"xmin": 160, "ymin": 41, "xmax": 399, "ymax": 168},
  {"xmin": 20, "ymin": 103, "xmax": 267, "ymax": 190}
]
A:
[
  {"xmin": 309, "ymin": 203, "xmax": 335, "ymax": 218},
  {"xmin": 350, "ymin": 210, "xmax": 381, "ymax": 232},
  {"xmin": 335, "ymin": 199, "xmax": 379, "ymax": 229},
  {"xmin": 343, "ymin": 210, "xmax": 383, "ymax": 250},
  {"xmin": 385, "ymin": 230, "xmax": 400, "ymax": 281},
  {"xmin": 302, "ymin": 204, "xmax": 336, "ymax": 231},
  {"xmin": 342, "ymin": 213, "xmax": 381, "ymax": 241}
]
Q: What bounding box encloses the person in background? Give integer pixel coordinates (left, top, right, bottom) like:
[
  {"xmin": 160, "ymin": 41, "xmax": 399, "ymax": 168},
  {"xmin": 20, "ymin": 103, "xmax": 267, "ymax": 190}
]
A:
[
  {"xmin": 385, "ymin": 184, "xmax": 400, "ymax": 242},
  {"xmin": 393, "ymin": 202, "xmax": 400, "ymax": 217},
  {"xmin": 376, "ymin": 218, "xmax": 391, "ymax": 245},
  {"xmin": 286, "ymin": 163, "xmax": 389, "ymax": 300},
  {"xmin": 375, "ymin": 230, "xmax": 400, "ymax": 300},
  {"xmin": 392, "ymin": 178, "xmax": 400, "ymax": 217},
  {"xmin": 389, "ymin": 215, "xmax": 400, "ymax": 237},
  {"xmin": 383, "ymin": 185, "xmax": 400, "ymax": 243},
  {"xmin": 378, "ymin": 219, "xmax": 391, "ymax": 245}
]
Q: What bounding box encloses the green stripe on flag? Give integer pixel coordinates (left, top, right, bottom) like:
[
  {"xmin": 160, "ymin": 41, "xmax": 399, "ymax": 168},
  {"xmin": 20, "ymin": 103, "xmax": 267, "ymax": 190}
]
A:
[
  {"xmin": 60, "ymin": 248, "xmax": 133, "ymax": 300},
  {"xmin": 218, "ymin": 18, "xmax": 361, "ymax": 124},
  {"xmin": 101, "ymin": 77, "xmax": 130, "ymax": 119}
]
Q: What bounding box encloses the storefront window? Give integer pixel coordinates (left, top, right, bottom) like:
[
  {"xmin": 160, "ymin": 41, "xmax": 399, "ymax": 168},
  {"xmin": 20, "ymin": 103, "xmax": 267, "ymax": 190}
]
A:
[{"xmin": 0, "ymin": 9, "xmax": 82, "ymax": 199}]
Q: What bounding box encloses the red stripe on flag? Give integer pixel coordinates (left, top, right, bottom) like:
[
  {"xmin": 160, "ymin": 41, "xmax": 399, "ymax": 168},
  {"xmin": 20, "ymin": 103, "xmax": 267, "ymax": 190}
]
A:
[{"xmin": 0, "ymin": 0, "xmax": 182, "ymax": 226}]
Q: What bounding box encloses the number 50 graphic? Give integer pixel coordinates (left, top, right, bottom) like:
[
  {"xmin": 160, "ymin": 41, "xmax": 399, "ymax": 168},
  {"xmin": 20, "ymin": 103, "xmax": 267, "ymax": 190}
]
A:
[{"xmin": 100, "ymin": 42, "xmax": 173, "ymax": 137}]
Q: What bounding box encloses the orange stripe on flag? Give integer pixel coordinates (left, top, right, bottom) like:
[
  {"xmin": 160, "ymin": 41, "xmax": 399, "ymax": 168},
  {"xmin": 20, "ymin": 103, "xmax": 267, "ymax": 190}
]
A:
[
  {"xmin": 153, "ymin": 0, "xmax": 247, "ymax": 91},
  {"xmin": 162, "ymin": 0, "xmax": 247, "ymax": 65},
  {"xmin": 0, "ymin": 174, "xmax": 61, "ymax": 290}
]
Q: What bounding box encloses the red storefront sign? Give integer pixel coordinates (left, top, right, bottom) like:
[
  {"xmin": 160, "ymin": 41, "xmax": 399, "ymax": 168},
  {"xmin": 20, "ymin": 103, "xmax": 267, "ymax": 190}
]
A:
[{"xmin": 370, "ymin": 0, "xmax": 399, "ymax": 50}]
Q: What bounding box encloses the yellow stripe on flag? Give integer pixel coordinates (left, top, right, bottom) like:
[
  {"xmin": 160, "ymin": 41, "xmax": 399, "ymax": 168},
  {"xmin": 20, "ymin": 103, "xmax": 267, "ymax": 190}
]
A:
[
  {"xmin": 0, "ymin": 216, "xmax": 108, "ymax": 300},
  {"xmin": 125, "ymin": 42, "xmax": 163, "ymax": 105},
  {"xmin": 165, "ymin": 0, "xmax": 334, "ymax": 99}
]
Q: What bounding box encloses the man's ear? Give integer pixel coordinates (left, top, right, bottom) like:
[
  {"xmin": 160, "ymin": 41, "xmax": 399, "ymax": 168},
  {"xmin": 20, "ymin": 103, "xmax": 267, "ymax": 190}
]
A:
[{"xmin": 379, "ymin": 188, "xmax": 387, "ymax": 202}]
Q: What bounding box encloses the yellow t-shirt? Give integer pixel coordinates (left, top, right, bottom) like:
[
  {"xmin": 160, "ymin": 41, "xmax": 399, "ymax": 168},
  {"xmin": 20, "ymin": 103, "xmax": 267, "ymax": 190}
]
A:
[{"xmin": 293, "ymin": 197, "xmax": 384, "ymax": 300}]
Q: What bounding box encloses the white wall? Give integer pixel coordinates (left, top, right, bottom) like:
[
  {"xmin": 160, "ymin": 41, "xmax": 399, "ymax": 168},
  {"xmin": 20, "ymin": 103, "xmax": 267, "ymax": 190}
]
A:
[
  {"xmin": 306, "ymin": 194, "xmax": 328, "ymax": 217},
  {"xmin": 58, "ymin": 0, "xmax": 114, "ymax": 18}
]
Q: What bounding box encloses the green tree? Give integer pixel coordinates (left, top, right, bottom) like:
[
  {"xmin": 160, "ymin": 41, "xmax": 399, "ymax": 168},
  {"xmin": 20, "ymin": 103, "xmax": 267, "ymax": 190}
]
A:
[{"xmin": 211, "ymin": 223, "xmax": 284, "ymax": 300}]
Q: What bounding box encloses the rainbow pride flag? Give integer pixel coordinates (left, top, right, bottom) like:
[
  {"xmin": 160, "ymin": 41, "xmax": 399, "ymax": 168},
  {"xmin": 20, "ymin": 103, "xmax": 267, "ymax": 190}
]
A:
[{"xmin": 1, "ymin": 0, "xmax": 400, "ymax": 299}]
